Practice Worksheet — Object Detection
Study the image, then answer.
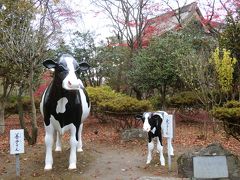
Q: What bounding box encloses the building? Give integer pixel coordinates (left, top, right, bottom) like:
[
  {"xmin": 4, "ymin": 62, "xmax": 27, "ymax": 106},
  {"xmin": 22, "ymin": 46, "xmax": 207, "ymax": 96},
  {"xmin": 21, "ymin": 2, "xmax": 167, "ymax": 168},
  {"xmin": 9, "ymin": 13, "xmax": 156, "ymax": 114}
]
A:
[{"xmin": 140, "ymin": 2, "xmax": 223, "ymax": 47}]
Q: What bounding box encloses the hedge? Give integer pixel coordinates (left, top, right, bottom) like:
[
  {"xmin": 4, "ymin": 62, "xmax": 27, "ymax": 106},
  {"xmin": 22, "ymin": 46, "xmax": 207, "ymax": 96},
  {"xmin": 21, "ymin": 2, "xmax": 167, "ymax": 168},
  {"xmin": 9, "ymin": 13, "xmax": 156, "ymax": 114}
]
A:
[
  {"xmin": 86, "ymin": 86, "xmax": 153, "ymax": 113},
  {"xmin": 169, "ymin": 91, "xmax": 201, "ymax": 108},
  {"xmin": 212, "ymin": 100, "xmax": 240, "ymax": 141}
]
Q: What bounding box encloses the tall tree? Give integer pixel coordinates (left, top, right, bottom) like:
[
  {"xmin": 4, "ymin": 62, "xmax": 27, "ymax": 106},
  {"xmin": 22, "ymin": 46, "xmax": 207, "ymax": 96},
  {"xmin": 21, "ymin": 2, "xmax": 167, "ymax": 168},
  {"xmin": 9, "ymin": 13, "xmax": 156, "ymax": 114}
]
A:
[
  {"xmin": 129, "ymin": 32, "xmax": 182, "ymax": 108},
  {"xmin": 90, "ymin": 0, "xmax": 161, "ymax": 98},
  {"xmin": 0, "ymin": 0, "xmax": 53, "ymax": 140},
  {"xmin": 176, "ymin": 17, "xmax": 218, "ymax": 107},
  {"xmin": 218, "ymin": 0, "xmax": 240, "ymax": 99},
  {"xmin": 95, "ymin": 44, "xmax": 132, "ymax": 92},
  {"xmin": 0, "ymin": 0, "xmax": 77, "ymax": 143},
  {"xmin": 0, "ymin": 0, "xmax": 34, "ymax": 134}
]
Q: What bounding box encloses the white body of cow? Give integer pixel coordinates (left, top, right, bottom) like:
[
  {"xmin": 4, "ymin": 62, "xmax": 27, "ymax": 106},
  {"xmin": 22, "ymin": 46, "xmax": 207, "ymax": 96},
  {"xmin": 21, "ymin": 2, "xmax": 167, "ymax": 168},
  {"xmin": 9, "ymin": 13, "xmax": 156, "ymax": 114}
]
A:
[{"xmin": 40, "ymin": 54, "xmax": 90, "ymax": 170}]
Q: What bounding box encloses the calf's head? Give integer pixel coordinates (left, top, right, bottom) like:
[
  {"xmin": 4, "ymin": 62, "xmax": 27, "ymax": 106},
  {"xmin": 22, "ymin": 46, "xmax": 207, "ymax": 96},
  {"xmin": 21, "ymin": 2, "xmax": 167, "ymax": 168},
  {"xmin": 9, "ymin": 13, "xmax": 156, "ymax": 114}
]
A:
[
  {"xmin": 135, "ymin": 112, "xmax": 163, "ymax": 132},
  {"xmin": 43, "ymin": 54, "xmax": 90, "ymax": 90}
]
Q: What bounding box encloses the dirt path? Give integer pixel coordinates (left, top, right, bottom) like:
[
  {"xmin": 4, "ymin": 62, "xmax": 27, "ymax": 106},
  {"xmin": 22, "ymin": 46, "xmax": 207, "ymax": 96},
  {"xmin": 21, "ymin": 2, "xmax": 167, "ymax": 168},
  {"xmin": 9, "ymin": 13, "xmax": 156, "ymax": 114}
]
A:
[
  {"xmin": 82, "ymin": 141, "xmax": 188, "ymax": 180},
  {"xmin": 0, "ymin": 139, "xmax": 182, "ymax": 180},
  {"xmin": 82, "ymin": 142, "xmax": 155, "ymax": 180}
]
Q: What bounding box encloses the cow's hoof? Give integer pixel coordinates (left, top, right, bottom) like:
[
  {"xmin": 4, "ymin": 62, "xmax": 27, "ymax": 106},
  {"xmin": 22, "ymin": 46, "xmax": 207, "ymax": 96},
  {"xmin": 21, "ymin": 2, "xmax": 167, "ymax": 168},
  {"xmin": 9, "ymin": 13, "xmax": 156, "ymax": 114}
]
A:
[
  {"xmin": 160, "ymin": 161, "xmax": 165, "ymax": 166},
  {"xmin": 55, "ymin": 147, "xmax": 62, "ymax": 152},
  {"xmin": 146, "ymin": 161, "xmax": 151, "ymax": 164},
  {"xmin": 77, "ymin": 148, "xmax": 83, "ymax": 152},
  {"xmin": 44, "ymin": 164, "xmax": 52, "ymax": 170},
  {"xmin": 68, "ymin": 164, "xmax": 77, "ymax": 170}
]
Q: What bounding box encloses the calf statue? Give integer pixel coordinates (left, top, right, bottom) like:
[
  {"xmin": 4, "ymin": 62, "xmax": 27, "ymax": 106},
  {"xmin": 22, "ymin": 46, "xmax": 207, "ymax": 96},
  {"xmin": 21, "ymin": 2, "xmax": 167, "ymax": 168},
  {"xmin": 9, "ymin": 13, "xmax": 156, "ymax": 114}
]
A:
[
  {"xmin": 40, "ymin": 54, "xmax": 90, "ymax": 170},
  {"xmin": 135, "ymin": 111, "xmax": 174, "ymax": 165}
]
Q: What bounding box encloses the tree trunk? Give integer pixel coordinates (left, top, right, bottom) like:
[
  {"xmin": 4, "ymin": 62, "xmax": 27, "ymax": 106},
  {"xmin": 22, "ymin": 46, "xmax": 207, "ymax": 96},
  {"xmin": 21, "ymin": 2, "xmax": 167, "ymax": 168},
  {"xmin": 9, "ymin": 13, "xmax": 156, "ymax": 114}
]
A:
[
  {"xmin": 29, "ymin": 88, "xmax": 38, "ymax": 144},
  {"xmin": 29, "ymin": 62, "xmax": 38, "ymax": 144},
  {"xmin": 0, "ymin": 100, "xmax": 5, "ymax": 134},
  {"xmin": 132, "ymin": 87, "xmax": 142, "ymax": 100},
  {"xmin": 17, "ymin": 84, "xmax": 32, "ymax": 144},
  {"xmin": 17, "ymin": 60, "xmax": 39, "ymax": 145},
  {"xmin": 160, "ymin": 85, "xmax": 167, "ymax": 110},
  {"xmin": 0, "ymin": 80, "xmax": 13, "ymax": 134}
]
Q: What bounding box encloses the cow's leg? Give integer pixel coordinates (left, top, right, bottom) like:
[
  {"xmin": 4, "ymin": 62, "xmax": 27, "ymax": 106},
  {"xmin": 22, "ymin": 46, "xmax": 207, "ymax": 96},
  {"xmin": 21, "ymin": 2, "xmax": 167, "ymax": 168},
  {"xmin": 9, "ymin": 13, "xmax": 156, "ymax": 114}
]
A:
[
  {"xmin": 157, "ymin": 137, "xmax": 165, "ymax": 166},
  {"xmin": 44, "ymin": 124, "xmax": 54, "ymax": 170},
  {"xmin": 77, "ymin": 123, "xmax": 83, "ymax": 152},
  {"xmin": 167, "ymin": 137, "xmax": 174, "ymax": 156},
  {"xmin": 55, "ymin": 131, "xmax": 62, "ymax": 151},
  {"xmin": 69, "ymin": 126, "xmax": 78, "ymax": 170},
  {"xmin": 146, "ymin": 140, "xmax": 154, "ymax": 164}
]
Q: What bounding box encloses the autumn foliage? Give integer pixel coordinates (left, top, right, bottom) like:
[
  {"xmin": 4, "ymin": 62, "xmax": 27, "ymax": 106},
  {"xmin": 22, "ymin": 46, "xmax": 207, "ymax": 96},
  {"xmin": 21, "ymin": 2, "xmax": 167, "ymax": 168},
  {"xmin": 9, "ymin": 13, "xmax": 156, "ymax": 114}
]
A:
[{"xmin": 34, "ymin": 71, "xmax": 52, "ymax": 97}]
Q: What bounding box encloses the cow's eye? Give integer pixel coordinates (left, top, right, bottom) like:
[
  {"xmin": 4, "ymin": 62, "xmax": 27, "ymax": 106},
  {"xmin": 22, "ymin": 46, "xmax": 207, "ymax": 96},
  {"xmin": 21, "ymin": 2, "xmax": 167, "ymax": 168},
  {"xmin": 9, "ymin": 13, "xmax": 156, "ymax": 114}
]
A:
[{"xmin": 58, "ymin": 65, "xmax": 67, "ymax": 72}]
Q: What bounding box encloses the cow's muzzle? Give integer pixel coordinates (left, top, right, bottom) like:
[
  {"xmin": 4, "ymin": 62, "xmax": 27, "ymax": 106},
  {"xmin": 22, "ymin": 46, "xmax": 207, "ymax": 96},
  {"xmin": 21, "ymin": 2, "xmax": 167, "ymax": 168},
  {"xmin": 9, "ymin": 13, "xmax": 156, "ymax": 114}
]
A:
[{"xmin": 63, "ymin": 79, "xmax": 83, "ymax": 90}]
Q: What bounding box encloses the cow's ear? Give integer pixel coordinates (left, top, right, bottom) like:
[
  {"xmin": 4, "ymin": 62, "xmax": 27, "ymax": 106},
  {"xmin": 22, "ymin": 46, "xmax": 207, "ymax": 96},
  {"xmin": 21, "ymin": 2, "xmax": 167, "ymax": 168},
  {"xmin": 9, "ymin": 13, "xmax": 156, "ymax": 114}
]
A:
[
  {"xmin": 43, "ymin": 59, "xmax": 57, "ymax": 69},
  {"xmin": 135, "ymin": 114, "xmax": 143, "ymax": 120},
  {"xmin": 79, "ymin": 62, "xmax": 90, "ymax": 71}
]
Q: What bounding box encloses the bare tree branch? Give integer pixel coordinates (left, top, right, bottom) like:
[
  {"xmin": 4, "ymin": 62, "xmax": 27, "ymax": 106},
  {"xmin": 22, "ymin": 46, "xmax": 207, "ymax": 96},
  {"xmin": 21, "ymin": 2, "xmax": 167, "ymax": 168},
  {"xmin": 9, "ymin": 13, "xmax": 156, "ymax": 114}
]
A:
[{"xmin": 91, "ymin": 0, "xmax": 153, "ymax": 50}]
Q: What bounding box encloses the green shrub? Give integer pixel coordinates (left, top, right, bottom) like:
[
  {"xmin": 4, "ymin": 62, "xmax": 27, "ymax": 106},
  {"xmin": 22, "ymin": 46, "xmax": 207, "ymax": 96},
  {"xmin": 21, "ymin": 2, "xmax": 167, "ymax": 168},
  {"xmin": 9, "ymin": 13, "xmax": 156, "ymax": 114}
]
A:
[
  {"xmin": 222, "ymin": 100, "xmax": 240, "ymax": 108},
  {"xmin": 169, "ymin": 91, "xmax": 201, "ymax": 108},
  {"xmin": 99, "ymin": 95, "xmax": 152, "ymax": 113},
  {"xmin": 148, "ymin": 95, "xmax": 167, "ymax": 109},
  {"xmin": 86, "ymin": 86, "xmax": 153, "ymax": 113},
  {"xmin": 212, "ymin": 100, "xmax": 240, "ymax": 141},
  {"xmin": 5, "ymin": 96, "xmax": 41, "ymax": 114},
  {"xmin": 5, "ymin": 96, "xmax": 18, "ymax": 110},
  {"xmin": 86, "ymin": 86, "xmax": 118, "ymax": 106}
]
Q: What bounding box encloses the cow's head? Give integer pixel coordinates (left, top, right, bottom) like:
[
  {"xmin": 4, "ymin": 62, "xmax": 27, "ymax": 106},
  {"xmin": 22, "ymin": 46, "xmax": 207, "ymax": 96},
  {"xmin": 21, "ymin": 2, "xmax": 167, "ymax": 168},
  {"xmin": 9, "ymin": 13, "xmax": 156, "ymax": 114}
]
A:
[
  {"xmin": 43, "ymin": 54, "xmax": 90, "ymax": 90},
  {"xmin": 135, "ymin": 112, "xmax": 163, "ymax": 132}
]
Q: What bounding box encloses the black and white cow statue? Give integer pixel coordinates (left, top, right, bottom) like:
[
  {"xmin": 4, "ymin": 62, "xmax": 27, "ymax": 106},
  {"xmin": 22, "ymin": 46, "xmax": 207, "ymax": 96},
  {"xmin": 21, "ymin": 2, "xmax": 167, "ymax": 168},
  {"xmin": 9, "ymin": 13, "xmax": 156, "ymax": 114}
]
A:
[
  {"xmin": 135, "ymin": 111, "xmax": 174, "ymax": 165},
  {"xmin": 40, "ymin": 54, "xmax": 90, "ymax": 170}
]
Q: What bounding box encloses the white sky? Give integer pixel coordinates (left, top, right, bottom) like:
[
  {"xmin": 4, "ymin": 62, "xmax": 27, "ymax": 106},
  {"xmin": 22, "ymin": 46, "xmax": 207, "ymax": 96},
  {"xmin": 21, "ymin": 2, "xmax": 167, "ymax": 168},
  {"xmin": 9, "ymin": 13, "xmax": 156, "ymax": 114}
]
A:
[{"xmin": 61, "ymin": 0, "xmax": 113, "ymax": 44}]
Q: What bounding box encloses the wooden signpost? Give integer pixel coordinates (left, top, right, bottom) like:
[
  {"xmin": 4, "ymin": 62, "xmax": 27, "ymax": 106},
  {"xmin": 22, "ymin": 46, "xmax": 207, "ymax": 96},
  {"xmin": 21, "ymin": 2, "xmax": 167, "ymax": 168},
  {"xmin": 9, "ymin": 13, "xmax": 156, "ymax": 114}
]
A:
[
  {"xmin": 159, "ymin": 112, "xmax": 174, "ymax": 172},
  {"xmin": 162, "ymin": 114, "xmax": 174, "ymax": 139},
  {"xmin": 10, "ymin": 129, "xmax": 25, "ymax": 177},
  {"xmin": 165, "ymin": 114, "xmax": 173, "ymax": 172}
]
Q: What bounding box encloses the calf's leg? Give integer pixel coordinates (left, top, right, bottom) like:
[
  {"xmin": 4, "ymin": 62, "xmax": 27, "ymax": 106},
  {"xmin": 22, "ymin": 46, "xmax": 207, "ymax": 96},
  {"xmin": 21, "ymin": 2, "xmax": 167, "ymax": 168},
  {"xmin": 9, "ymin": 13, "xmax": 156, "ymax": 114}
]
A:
[
  {"xmin": 69, "ymin": 126, "xmax": 78, "ymax": 169},
  {"xmin": 146, "ymin": 141, "xmax": 154, "ymax": 164},
  {"xmin": 44, "ymin": 125, "xmax": 54, "ymax": 170},
  {"xmin": 55, "ymin": 131, "xmax": 62, "ymax": 151},
  {"xmin": 157, "ymin": 137, "xmax": 165, "ymax": 166},
  {"xmin": 77, "ymin": 123, "xmax": 83, "ymax": 152}
]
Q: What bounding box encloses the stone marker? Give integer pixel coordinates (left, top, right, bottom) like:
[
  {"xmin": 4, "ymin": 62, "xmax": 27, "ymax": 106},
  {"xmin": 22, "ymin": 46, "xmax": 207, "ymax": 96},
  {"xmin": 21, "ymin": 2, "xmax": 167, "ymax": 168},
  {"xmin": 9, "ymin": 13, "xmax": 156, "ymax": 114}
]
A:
[
  {"xmin": 121, "ymin": 128, "xmax": 147, "ymax": 141},
  {"xmin": 193, "ymin": 156, "xmax": 228, "ymax": 179},
  {"xmin": 177, "ymin": 143, "xmax": 240, "ymax": 179}
]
